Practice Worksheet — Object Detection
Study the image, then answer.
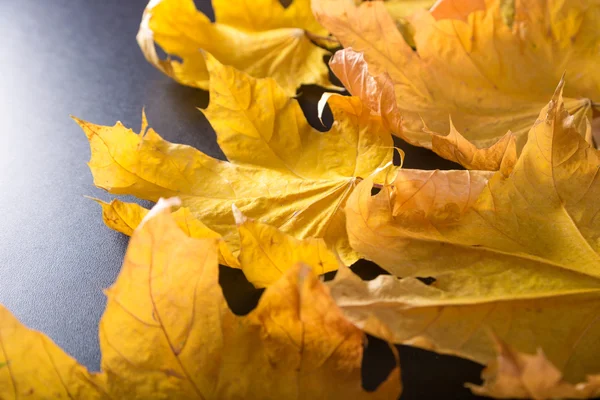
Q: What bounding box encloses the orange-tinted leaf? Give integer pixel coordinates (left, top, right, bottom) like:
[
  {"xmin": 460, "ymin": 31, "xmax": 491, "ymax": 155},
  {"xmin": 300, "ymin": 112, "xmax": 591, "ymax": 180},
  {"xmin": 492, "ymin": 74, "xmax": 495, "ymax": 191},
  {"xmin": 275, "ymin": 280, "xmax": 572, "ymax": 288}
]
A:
[
  {"xmin": 334, "ymin": 83, "xmax": 600, "ymax": 382},
  {"xmin": 0, "ymin": 201, "xmax": 401, "ymax": 398},
  {"xmin": 99, "ymin": 200, "xmax": 401, "ymax": 398},
  {"xmin": 428, "ymin": 119, "xmax": 517, "ymax": 174},
  {"xmin": 314, "ymin": 0, "xmax": 598, "ymax": 170},
  {"xmin": 467, "ymin": 336, "xmax": 600, "ymax": 399},
  {"xmin": 358, "ymin": 0, "xmax": 483, "ymax": 24},
  {"xmin": 347, "ymin": 82, "xmax": 600, "ymax": 289},
  {"xmin": 329, "ymin": 48, "xmax": 521, "ymax": 171},
  {"xmin": 429, "ymin": 0, "xmax": 485, "ymax": 21}
]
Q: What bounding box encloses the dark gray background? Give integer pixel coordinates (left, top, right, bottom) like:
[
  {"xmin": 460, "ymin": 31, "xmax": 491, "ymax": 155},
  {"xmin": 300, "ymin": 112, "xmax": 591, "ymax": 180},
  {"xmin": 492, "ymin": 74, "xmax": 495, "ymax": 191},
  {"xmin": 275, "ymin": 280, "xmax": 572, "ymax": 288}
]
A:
[{"xmin": 0, "ymin": 0, "xmax": 487, "ymax": 398}]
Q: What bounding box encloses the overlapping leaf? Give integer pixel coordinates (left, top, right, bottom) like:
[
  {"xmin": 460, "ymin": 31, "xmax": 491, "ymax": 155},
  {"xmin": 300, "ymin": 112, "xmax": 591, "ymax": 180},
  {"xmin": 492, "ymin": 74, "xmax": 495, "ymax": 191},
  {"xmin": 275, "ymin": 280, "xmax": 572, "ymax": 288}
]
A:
[
  {"xmin": 137, "ymin": 0, "xmax": 336, "ymax": 95},
  {"xmin": 354, "ymin": 0, "xmax": 484, "ymax": 22},
  {"xmin": 100, "ymin": 200, "xmax": 400, "ymax": 398},
  {"xmin": 0, "ymin": 306, "xmax": 107, "ymax": 399},
  {"xmin": 347, "ymin": 82, "xmax": 600, "ymax": 293},
  {"xmin": 48, "ymin": 0, "xmax": 600, "ymax": 397},
  {"xmin": 313, "ymin": 0, "xmax": 599, "ymax": 169},
  {"xmin": 467, "ymin": 336, "xmax": 600, "ymax": 399},
  {"xmin": 233, "ymin": 206, "xmax": 342, "ymax": 287},
  {"xmin": 95, "ymin": 198, "xmax": 239, "ymax": 267},
  {"xmin": 96, "ymin": 199, "xmax": 342, "ymax": 287},
  {"xmin": 381, "ymin": 0, "xmax": 485, "ymax": 21},
  {"xmin": 329, "ymin": 84, "xmax": 600, "ymax": 382},
  {"xmin": 77, "ymin": 55, "xmax": 396, "ymax": 267},
  {"xmin": 355, "ymin": 0, "xmax": 486, "ymax": 49},
  {"xmin": 0, "ymin": 200, "xmax": 401, "ymax": 399},
  {"xmin": 379, "ymin": 0, "xmax": 435, "ymax": 21},
  {"xmin": 330, "ymin": 264, "xmax": 600, "ymax": 384},
  {"xmin": 427, "ymin": 0, "xmax": 485, "ymax": 21}
]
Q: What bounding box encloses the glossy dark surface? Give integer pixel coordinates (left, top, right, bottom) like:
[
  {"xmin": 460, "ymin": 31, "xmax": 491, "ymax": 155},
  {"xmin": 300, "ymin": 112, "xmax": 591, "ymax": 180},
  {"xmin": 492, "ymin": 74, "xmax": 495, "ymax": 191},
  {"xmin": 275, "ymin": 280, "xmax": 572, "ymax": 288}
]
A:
[{"xmin": 0, "ymin": 0, "xmax": 485, "ymax": 398}]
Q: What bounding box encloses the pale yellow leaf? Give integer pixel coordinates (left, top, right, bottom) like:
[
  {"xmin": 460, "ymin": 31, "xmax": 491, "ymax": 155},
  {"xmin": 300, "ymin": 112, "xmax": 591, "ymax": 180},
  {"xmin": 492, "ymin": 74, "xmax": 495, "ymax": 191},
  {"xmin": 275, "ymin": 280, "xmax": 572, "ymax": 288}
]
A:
[
  {"xmin": 381, "ymin": 0, "xmax": 435, "ymax": 21},
  {"xmin": 467, "ymin": 336, "xmax": 600, "ymax": 399},
  {"xmin": 329, "ymin": 264, "xmax": 600, "ymax": 384}
]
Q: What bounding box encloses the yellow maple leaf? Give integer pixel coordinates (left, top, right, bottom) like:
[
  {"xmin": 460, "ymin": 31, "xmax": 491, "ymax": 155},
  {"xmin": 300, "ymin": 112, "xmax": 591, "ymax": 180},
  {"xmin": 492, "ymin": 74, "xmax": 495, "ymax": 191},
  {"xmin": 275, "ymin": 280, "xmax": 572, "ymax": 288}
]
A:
[
  {"xmin": 94, "ymin": 199, "xmax": 342, "ymax": 287},
  {"xmin": 467, "ymin": 335, "xmax": 600, "ymax": 399},
  {"xmin": 0, "ymin": 306, "xmax": 107, "ymax": 398},
  {"xmin": 233, "ymin": 205, "xmax": 343, "ymax": 287},
  {"xmin": 313, "ymin": 0, "xmax": 599, "ymax": 169},
  {"xmin": 137, "ymin": 0, "xmax": 337, "ymax": 95},
  {"xmin": 332, "ymin": 83, "xmax": 600, "ymax": 382},
  {"xmin": 0, "ymin": 200, "xmax": 401, "ymax": 399},
  {"xmin": 347, "ymin": 82, "xmax": 600, "ymax": 289},
  {"xmin": 76, "ymin": 55, "xmax": 396, "ymax": 267},
  {"xmin": 94, "ymin": 198, "xmax": 240, "ymax": 268}
]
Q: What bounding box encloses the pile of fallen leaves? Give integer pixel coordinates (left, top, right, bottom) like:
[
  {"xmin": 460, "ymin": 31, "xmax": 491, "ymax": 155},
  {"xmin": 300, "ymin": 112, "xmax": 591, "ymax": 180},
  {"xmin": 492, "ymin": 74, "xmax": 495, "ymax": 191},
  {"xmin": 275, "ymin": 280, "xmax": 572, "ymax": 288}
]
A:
[{"xmin": 2, "ymin": 0, "xmax": 599, "ymax": 398}]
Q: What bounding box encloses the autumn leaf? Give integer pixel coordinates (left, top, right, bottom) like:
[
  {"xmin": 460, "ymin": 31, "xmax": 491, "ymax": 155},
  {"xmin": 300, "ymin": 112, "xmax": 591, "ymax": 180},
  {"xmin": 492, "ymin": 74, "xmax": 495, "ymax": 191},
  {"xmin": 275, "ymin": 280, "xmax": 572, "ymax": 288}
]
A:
[
  {"xmin": 466, "ymin": 336, "xmax": 600, "ymax": 399},
  {"xmin": 379, "ymin": 0, "xmax": 485, "ymax": 21},
  {"xmin": 313, "ymin": 0, "xmax": 598, "ymax": 169},
  {"xmin": 331, "ymin": 83, "xmax": 600, "ymax": 382},
  {"xmin": 377, "ymin": 0, "xmax": 434, "ymax": 22},
  {"xmin": 356, "ymin": 0, "xmax": 484, "ymax": 23},
  {"xmin": 100, "ymin": 199, "xmax": 401, "ymax": 398},
  {"xmin": 329, "ymin": 263, "xmax": 600, "ymax": 385},
  {"xmin": 594, "ymin": 115, "xmax": 600, "ymax": 146},
  {"xmin": 95, "ymin": 199, "xmax": 342, "ymax": 287},
  {"xmin": 346, "ymin": 81, "xmax": 600, "ymax": 299},
  {"xmin": 233, "ymin": 205, "xmax": 343, "ymax": 287},
  {"xmin": 359, "ymin": 0, "xmax": 484, "ymax": 49},
  {"xmin": 76, "ymin": 55, "xmax": 396, "ymax": 267},
  {"xmin": 429, "ymin": 0, "xmax": 485, "ymax": 21},
  {"xmin": 0, "ymin": 307, "xmax": 107, "ymax": 399},
  {"xmin": 137, "ymin": 0, "xmax": 338, "ymax": 95},
  {"xmin": 94, "ymin": 198, "xmax": 240, "ymax": 268},
  {"xmin": 0, "ymin": 199, "xmax": 401, "ymax": 399}
]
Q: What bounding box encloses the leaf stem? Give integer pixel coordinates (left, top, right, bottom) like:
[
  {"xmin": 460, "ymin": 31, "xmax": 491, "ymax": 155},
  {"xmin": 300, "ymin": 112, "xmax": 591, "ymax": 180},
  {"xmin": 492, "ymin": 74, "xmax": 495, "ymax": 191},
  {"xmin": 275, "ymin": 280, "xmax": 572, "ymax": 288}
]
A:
[{"xmin": 305, "ymin": 31, "xmax": 341, "ymax": 50}]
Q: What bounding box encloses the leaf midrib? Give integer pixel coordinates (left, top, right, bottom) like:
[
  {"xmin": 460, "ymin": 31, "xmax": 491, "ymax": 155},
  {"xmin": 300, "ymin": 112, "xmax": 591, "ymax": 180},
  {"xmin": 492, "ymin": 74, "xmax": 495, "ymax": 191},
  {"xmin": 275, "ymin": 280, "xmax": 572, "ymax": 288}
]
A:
[{"xmin": 334, "ymin": 287, "xmax": 600, "ymax": 309}]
